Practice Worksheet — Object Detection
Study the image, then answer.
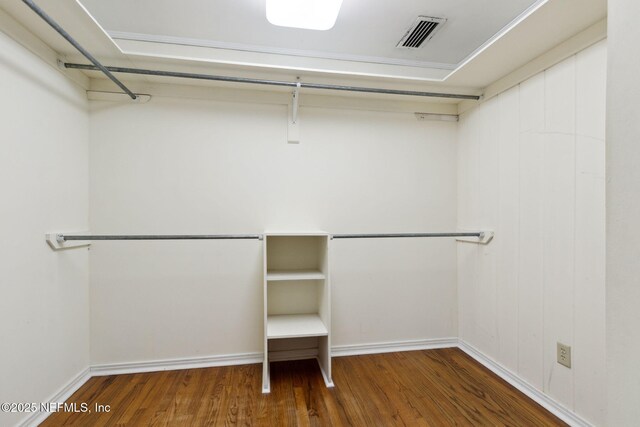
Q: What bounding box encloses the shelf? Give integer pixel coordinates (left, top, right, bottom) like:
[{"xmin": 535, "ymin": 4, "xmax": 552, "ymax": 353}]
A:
[
  {"xmin": 267, "ymin": 270, "xmax": 325, "ymax": 281},
  {"xmin": 267, "ymin": 314, "xmax": 328, "ymax": 339},
  {"xmin": 265, "ymin": 231, "xmax": 328, "ymax": 236}
]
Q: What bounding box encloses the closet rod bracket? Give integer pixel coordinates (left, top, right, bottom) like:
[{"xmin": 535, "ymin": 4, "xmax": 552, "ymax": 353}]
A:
[
  {"xmin": 288, "ymin": 80, "xmax": 301, "ymax": 143},
  {"xmin": 292, "ymin": 80, "xmax": 301, "ymax": 124},
  {"xmin": 46, "ymin": 232, "xmax": 91, "ymax": 250},
  {"xmin": 456, "ymin": 230, "xmax": 494, "ymax": 244}
]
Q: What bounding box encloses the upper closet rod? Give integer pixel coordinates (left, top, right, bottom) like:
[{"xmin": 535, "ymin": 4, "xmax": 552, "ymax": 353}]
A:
[
  {"xmin": 22, "ymin": 0, "xmax": 137, "ymax": 100},
  {"xmin": 63, "ymin": 63, "xmax": 481, "ymax": 101}
]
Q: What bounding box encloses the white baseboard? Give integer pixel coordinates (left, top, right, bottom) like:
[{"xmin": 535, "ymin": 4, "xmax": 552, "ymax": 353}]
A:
[
  {"xmin": 18, "ymin": 367, "xmax": 91, "ymax": 427},
  {"xmin": 19, "ymin": 340, "xmax": 590, "ymax": 427},
  {"xmin": 91, "ymin": 352, "xmax": 263, "ymax": 376},
  {"xmin": 332, "ymin": 337, "xmax": 458, "ymax": 357},
  {"xmin": 458, "ymin": 340, "xmax": 593, "ymax": 427},
  {"xmin": 89, "ymin": 338, "xmax": 459, "ymax": 376}
]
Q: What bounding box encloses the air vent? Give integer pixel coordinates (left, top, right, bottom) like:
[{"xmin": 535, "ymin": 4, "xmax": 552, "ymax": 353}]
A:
[{"xmin": 397, "ymin": 16, "xmax": 446, "ymax": 49}]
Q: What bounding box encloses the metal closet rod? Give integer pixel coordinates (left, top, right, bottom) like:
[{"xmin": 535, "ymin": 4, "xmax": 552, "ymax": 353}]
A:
[
  {"xmin": 22, "ymin": 0, "xmax": 137, "ymax": 100},
  {"xmin": 332, "ymin": 232, "xmax": 482, "ymax": 239},
  {"xmin": 58, "ymin": 232, "xmax": 482, "ymax": 241},
  {"xmin": 59, "ymin": 234, "xmax": 262, "ymax": 241},
  {"xmin": 64, "ymin": 63, "xmax": 481, "ymax": 101}
]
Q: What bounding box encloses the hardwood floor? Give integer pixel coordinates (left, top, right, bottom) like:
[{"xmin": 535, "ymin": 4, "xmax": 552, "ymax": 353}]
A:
[{"xmin": 41, "ymin": 348, "xmax": 566, "ymax": 426}]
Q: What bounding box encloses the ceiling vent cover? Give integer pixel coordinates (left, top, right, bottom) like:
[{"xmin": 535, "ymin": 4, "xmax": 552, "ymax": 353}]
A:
[{"xmin": 397, "ymin": 16, "xmax": 446, "ymax": 48}]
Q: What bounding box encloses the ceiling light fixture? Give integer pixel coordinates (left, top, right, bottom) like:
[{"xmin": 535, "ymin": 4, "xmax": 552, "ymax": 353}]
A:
[{"xmin": 266, "ymin": 0, "xmax": 343, "ymax": 31}]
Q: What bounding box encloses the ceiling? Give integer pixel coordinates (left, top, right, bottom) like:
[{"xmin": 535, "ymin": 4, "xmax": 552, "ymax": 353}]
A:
[
  {"xmin": 0, "ymin": 0, "xmax": 607, "ymax": 98},
  {"xmin": 78, "ymin": 0, "xmax": 540, "ymax": 70}
]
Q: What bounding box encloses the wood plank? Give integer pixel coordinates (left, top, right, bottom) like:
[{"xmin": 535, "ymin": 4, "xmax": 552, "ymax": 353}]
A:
[
  {"xmin": 542, "ymin": 57, "xmax": 576, "ymax": 407},
  {"xmin": 544, "ymin": 57, "xmax": 576, "ymax": 134},
  {"xmin": 572, "ymin": 40, "xmax": 606, "ymax": 427},
  {"xmin": 517, "ymin": 72, "xmax": 545, "ymax": 391},
  {"xmin": 476, "ymin": 97, "xmax": 499, "ymax": 358},
  {"xmin": 41, "ymin": 349, "xmax": 566, "ymax": 426},
  {"xmin": 496, "ymin": 84, "xmax": 520, "ymax": 373},
  {"xmin": 457, "ymin": 108, "xmax": 481, "ymax": 346}
]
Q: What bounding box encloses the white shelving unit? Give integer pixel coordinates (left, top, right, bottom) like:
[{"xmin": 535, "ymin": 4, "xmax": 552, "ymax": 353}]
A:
[{"xmin": 262, "ymin": 232, "xmax": 332, "ymax": 393}]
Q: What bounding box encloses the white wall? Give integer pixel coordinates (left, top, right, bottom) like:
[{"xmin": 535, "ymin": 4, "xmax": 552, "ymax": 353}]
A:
[
  {"xmin": 457, "ymin": 40, "xmax": 606, "ymax": 425},
  {"xmin": 88, "ymin": 96, "xmax": 458, "ymax": 364},
  {"xmin": 606, "ymin": 1, "xmax": 640, "ymax": 425},
  {"xmin": 0, "ymin": 31, "xmax": 90, "ymax": 426}
]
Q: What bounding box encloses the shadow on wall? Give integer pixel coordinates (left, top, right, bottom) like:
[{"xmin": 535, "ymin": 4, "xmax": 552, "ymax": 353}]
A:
[{"xmin": 0, "ymin": 49, "xmax": 86, "ymax": 110}]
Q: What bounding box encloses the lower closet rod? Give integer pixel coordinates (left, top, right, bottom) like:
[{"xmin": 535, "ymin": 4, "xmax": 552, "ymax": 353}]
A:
[
  {"xmin": 57, "ymin": 232, "xmax": 483, "ymax": 241},
  {"xmin": 332, "ymin": 232, "xmax": 482, "ymax": 239},
  {"xmin": 58, "ymin": 234, "xmax": 262, "ymax": 241}
]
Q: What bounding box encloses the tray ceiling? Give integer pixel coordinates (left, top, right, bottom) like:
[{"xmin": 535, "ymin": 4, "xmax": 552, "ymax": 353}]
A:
[
  {"xmin": 0, "ymin": 0, "xmax": 607, "ymax": 95},
  {"xmin": 79, "ymin": 0, "xmax": 541, "ymax": 70}
]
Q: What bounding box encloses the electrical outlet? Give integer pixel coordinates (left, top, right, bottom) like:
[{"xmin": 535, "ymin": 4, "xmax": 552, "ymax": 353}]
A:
[{"xmin": 557, "ymin": 342, "xmax": 572, "ymax": 368}]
